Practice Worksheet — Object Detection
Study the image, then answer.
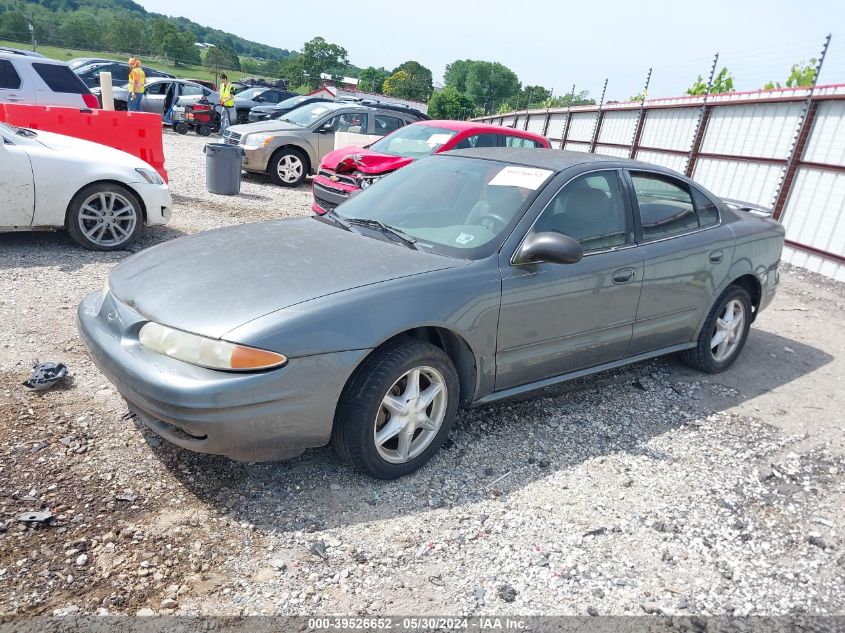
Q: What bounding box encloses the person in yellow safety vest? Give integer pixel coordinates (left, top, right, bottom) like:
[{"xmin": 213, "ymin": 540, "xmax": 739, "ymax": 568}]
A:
[
  {"xmin": 127, "ymin": 58, "xmax": 146, "ymax": 112},
  {"xmin": 217, "ymin": 73, "xmax": 237, "ymax": 134}
]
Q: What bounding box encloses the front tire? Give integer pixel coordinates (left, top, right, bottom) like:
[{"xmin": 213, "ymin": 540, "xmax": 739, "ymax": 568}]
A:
[
  {"xmin": 66, "ymin": 183, "xmax": 142, "ymax": 251},
  {"xmin": 269, "ymin": 148, "xmax": 308, "ymax": 187},
  {"xmin": 680, "ymin": 285, "xmax": 752, "ymax": 373},
  {"xmin": 332, "ymin": 339, "xmax": 460, "ymax": 479}
]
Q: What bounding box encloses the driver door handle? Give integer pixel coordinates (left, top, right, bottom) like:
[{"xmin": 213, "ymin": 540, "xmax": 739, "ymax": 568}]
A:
[{"xmin": 612, "ymin": 268, "xmax": 637, "ymax": 284}]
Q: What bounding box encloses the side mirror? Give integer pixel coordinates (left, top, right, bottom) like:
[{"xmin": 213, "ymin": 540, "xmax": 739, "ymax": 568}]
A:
[
  {"xmin": 316, "ymin": 123, "xmax": 334, "ymax": 134},
  {"xmin": 514, "ymin": 231, "xmax": 584, "ymax": 265}
]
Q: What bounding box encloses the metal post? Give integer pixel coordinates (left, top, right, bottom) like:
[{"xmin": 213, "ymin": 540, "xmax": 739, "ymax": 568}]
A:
[
  {"xmin": 772, "ymin": 34, "xmax": 831, "ymax": 222},
  {"xmin": 685, "ymin": 53, "xmax": 719, "ymax": 177},
  {"xmin": 629, "ymin": 67, "xmax": 652, "ymax": 159},
  {"xmin": 589, "ymin": 78, "xmax": 608, "ymax": 153},
  {"xmin": 541, "ymin": 109, "xmax": 551, "ymax": 137}
]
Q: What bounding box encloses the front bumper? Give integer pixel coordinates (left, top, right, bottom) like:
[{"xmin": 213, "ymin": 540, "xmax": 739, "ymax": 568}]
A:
[
  {"xmin": 241, "ymin": 145, "xmax": 272, "ymax": 174},
  {"xmin": 76, "ymin": 290, "xmax": 367, "ymax": 461},
  {"xmin": 311, "ymin": 174, "xmax": 359, "ymax": 214},
  {"xmin": 131, "ymin": 182, "xmax": 173, "ymax": 226}
]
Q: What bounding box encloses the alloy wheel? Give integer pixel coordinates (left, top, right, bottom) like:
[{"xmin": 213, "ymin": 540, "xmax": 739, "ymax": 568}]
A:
[
  {"xmin": 710, "ymin": 298, "xmax": 746, "ymax": 362},
  {"xmin": 77, "ymin": 191, "xmax": 139, "ymax": 248},
  {"xmin": 276, "ymin": 154, "xmax": 304, "ymax": 184},
  {"xmin": 373, "ymin": 366, "xmax": 448, "ymax": 464}
]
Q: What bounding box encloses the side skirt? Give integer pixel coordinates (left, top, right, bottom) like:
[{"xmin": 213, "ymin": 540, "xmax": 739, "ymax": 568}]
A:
[{"xmin": 472, "ymin": 342, "xmax": 695, "ymax": 407}]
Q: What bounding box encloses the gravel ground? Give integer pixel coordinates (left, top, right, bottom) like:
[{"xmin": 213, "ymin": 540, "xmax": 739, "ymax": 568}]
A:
[{"xmin": 1, "ymin": 131, "xmax": 844, "ymax": 618}]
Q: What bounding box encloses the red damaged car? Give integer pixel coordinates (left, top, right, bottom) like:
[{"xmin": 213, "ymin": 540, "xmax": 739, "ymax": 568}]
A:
[{"xmin": 312, "ymin": 120, "xmax": 551, "ymax": 213}]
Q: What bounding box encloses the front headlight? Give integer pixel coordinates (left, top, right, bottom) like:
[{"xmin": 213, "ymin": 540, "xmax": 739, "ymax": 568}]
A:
[
  {"xmin": 138, "ymin": 322, "xmax": 287, "ymax": 372},
  {"xmin": 243, "ymin": 134, "xmax": 274, "ymax": 149},
  {"xmin": 135, "ymin": 167, "xmax": 164, "ymax": 185},
  {"xmin": 357, "ymin": 174, "xmax": 384, "ymax": 189}
]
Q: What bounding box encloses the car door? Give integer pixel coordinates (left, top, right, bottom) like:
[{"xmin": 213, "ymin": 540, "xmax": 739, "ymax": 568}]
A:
[
  {"xmin": 0, "ymin": 133, "xmax": 35, "ymax": 226},
  {"xmin": 496, "ymin": 169, "xmax": 644, "ymax": 390},
  {"xmin": 625, "ymin": 170, "xmax": 734, "ymax": 355},
  {"xmin": 178, "ymin": 83, "xmax": 205, "ymax": 108},
  {"xmin": 316, "ymin": 111, "xmax": 369, "ymax": 159},
  {"xmin": 0, "ymin": 58, "xmax": 34, "ymax": 104},
  {"xmin": 141, "ymin": 81, "xmax": 168, "ymax": 113}
]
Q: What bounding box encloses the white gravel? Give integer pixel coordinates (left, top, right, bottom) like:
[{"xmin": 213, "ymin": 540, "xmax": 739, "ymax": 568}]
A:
[{"xmin": 0, "ymin": 132, "xmax": 843, "ymax": 618}]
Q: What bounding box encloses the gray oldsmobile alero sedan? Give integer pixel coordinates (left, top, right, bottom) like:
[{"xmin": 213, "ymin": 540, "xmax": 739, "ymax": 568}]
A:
[{"xmin": 77, "ymin": 148, "xmax": 785, "ymax": 479}]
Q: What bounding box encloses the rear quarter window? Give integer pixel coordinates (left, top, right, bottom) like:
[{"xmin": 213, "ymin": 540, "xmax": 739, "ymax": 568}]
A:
[
  {"xmin": 32, "ymin": 63, "xmax": 88, "ymax": 94},
  {"xmin": 0, "ymin": 59, "xmax": 22, "ymax": 89}
]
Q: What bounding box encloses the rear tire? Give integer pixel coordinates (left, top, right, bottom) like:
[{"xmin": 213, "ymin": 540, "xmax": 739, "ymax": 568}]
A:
[
  {"xmin": 269, "ymin": 147, "xmax": 308, "ymax": 187},
  {"xmin": 197, "ymin": 125, "xmax": 212, "ymax": 137},
  {"xmin": 66, "ymin": 183, "xmax": 143, "ymax": 251},
  {"xmin": 332, "ymin": 339, "xmax": 459, "ymax": 480},
  {"xmin": 174, "ymin": 122, "xmax": 189, "ymax": 134},
  {"xmin": 680, "ymin": 285, "xmax": 752, "ymax": 373}
]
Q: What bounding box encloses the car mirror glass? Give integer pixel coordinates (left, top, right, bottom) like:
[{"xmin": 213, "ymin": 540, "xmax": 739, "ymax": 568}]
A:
[{"xmin": 514, "ymin": 231, "xmax": 583, "ymax": 265}]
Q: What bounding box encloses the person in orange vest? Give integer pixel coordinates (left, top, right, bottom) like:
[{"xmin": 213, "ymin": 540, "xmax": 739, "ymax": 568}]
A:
[
  {"xmin": 127, "ymin": 58, "xmax": 146, "ymax": 112},
  {"xmin": 217, "ymin": 73, "xmax": 237, "ymax": 133}
]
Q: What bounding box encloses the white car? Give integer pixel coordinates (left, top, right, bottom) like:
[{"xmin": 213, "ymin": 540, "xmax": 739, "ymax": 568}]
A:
[
  {"xmin": 0, "ymin": 121, "xmax": 172, "ymax": 250},
  {"xmin": 0, "ymin": 51, "xmax": 99, "ymax": 108}
]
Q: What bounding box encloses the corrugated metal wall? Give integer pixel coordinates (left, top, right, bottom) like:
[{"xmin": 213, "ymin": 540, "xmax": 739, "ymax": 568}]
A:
[{"xmin": 474, "ymin": 85, "xmax": 845, "ymax": 282}]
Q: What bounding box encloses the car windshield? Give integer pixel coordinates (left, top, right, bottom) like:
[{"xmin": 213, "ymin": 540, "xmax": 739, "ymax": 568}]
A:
[
  {"xmin": 285, "ymin": 101, "xmax": 343, "ymax": 126},
  {"xmin": 237, "ymin": 87, "xmax": 265, "ymax": 100},
  {"xmin": 275, "ymin": 95, "xmax": 308, "ymax": 110},
  {"xmin": 368, "ymin": 124, "xmax": 459, "ymax": 159},
  {"xmin": 333, "ymin": 155, "xmax": 554, "ymax": 259}
]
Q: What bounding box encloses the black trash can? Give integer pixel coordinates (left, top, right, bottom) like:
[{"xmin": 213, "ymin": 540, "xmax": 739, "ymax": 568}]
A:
[{"xmin": 204, "ymin": 143, "xmax": 245, "ymax": 195}]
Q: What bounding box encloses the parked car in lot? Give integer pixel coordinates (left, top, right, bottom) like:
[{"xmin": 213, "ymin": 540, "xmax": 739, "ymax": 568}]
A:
[
  {"xmin": 73, "ymin": 59, "xmax": 173, "ymax": 88},
  {"xmin": 93, "ymin": 77, "xmax": 218, "ymax": 113},
  {"xmin": 0, "ymin": 52, "xmax": 99, "ymax": 108},
  {"xmin": 313, "ymin": 120, "xmax": 551, "ymax": 213},
  {"xmin": 232, "ymin": 86, "xmax": 298, "ymax": 124},
  {"xmin": 0, "ymin": 46, "xmax": 45, "ymax": 57},
  {"xmin": 77, "ymin": 148, "xmax": 784, "ymax": 479},
  {"xmin": 0, "ymin": 121, "xmax": 171, "ymax": 250},
  {"xmin": 248, "ymin": 95, "xmax": 334, "ymax": 123},
  {"xmin": 224, "ymin": 101, "xmax": 429, "ymax": 187}
]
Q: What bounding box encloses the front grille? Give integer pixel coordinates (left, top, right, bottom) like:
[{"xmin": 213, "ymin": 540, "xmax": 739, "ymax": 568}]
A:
[
  {"xmin": 318, "ymin": 169, "xmax": 357, "ymax": 187},
  {"xmin": 224, "ymin": 131, "xmax": 242, "ymax": 145},
  {"xmin": 315, "ymin": 195, "xmax": 338, "ymax": 213}
]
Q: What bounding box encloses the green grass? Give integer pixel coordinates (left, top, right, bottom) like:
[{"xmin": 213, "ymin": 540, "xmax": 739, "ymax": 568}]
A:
[{"xmin": 0, "ymin": 39, "xmax": 255, "ymax": 83}]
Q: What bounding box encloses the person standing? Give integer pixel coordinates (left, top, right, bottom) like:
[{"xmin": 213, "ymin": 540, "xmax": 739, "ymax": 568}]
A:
[
  {"xmin": 127, "ymin": 58, "xmax": 146, "ymax": 112},
  {"xmin": 218, "ymin": 73, "xmax": 237, "ymax": 133}
]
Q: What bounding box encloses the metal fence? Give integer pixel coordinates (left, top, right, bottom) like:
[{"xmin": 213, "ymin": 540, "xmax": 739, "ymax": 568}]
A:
[{"xmin": 474, "ymin": 84, "xmax": 845, "ymax": 282}]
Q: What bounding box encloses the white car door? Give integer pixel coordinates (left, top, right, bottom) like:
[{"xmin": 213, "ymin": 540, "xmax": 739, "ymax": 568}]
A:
[
  {"xmin": 0, "ymin": 57, "xmax": 35, "ymax": 105},
  {"xmin": 0, "ymin": 132, "xmax": 35, "ymax": 227}
]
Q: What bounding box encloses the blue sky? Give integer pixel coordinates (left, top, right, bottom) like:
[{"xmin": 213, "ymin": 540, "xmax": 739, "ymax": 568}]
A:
[{"xmin": 137, "ymin": 0, "xmax": 844, "ymax": 101}]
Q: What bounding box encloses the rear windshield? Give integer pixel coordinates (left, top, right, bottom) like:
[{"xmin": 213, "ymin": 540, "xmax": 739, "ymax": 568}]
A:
[{"xmin": 33, "ymin": 63, "xmax": 88, "ymax": 94}]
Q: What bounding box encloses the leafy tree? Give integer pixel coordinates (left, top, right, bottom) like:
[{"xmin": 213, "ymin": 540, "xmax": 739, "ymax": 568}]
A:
[
  {"xmin": 546, "ymin": 90, "xmax": 594, "ymax": 107},
  {"xmin": 687, "ymin": 67, "xmax": 734, "ymax": 95},
  {"xmin": 764, "ymin": 59, "xmax": 817, "ymax": 90},
  {"xmin": 106, "ymin": 13, "xmax": 147, "ymax": 55},
  {"xmin": 428, "ymin": 86, "xmax": 475, "ymax": 120},
  {"xmin": 628, "ymin": 91, "xmax": 647, "ymax": 102},
  {"xmin": 240, "ymin": 57, "xmax": 260, "ymax": 75},
  {"xmin": 300, "ymin": 36, "xmax": 348, "ymax": 89},
  {"xmin": 444, "ymin": 59, "xmax": 520, "ymax": 114},
  {"xmin": 390, "ymin": 60, "xmax": 432, "ymax": 100},
  {"xmin": 0, "ymin": 10, "xmax": 30, "ymax": 40},
  {"xmin": 205, "ymin": 43, "xmax": 240, "ymax": 73},
  {"xmin": 358, "ymin": 66, "xmax": 388, "ymax": 93},
  {"xmin": 58, "ymin": 11, "xmax": 102, "ymax": 49},
  {"xmin": 382, "ymin": 70, "xmax": 414, "ymax": 99},
  {"xmin": 262, "ymin": 55, "xmax": 306, "ymax": 85}
]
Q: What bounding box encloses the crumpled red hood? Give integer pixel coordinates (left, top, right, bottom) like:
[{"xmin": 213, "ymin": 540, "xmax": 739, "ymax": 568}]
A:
[{"xmin": 319, "ymin": 145, "xmax": 414, "ymax": 175}]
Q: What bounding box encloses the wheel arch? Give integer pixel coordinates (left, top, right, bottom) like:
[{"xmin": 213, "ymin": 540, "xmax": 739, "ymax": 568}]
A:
[
  {"xmin": 342, "ymin": 326, "xmax": 480, "ymax": 410},
  {"xmin": 268, "ymin": 144, "xmax": 312, "ymax": 176},
  {"xmin": 65, "ymin": 180, "xmax": 147, "ymax": 228},
  {"xmin": 730, "ymin": 273, "xmax": 762, "ymax": 321}
]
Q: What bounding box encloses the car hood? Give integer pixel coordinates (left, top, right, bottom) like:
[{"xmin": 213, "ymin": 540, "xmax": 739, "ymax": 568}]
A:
[
  {"xmin": 229, "ymin": 120, "xmax": 303, "ymax": 136},
  {"xmin": 320, "ymin": 146, "xmax": 414, "ymax": 175},
  {"xmin": 31, "ymin": 129, "xmax": 145, "ymax": 168},
  {"xmin": 108, "ymin": 217, "xmax": 464, "ymax": 339}
]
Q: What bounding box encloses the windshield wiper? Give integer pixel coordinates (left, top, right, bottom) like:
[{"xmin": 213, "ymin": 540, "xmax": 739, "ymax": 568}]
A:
[
  {"xmin": 345, "ymin": 218, "xmax": 418, "ymax": 250},
  {"xmin": 15, "ymin": 127, "xmax": 37, "ymax": 138},
  {"xmin": 320, "ymin": 209, "xmax": 352, "ymax": 231}
]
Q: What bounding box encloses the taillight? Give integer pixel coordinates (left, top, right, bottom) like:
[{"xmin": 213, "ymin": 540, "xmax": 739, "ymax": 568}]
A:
[{"xmin": 82, "ymin": 93, "xmax": 100, "ymax": 109}]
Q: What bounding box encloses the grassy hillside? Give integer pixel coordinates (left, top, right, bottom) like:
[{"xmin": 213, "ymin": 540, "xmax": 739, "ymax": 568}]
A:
[{"xmin": 0, "ymin": 38, "xmax": 255, "ymax": 83}]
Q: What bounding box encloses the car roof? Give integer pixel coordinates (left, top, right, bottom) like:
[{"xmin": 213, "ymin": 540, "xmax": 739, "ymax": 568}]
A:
[
  {"xmin": 0, "ymin": 47, "xmax": 45, "ymax": 57},
  {"xmin": 444, "ymin": 147, "xmax": 667, "ymax": 172},
  {"xmin": 0, "ymin": 52, "xmax": 65, "ymax": 64},
  {"xmin": 418, "ymin": 119, "xmax": 542, "ymax": 134}
]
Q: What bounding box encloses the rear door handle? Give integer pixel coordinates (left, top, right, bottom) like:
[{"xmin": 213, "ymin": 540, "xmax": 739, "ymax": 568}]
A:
[
  {"xmin": 612, "ymin": 268, "xmax": 636, "ymax": 284},
  {"xmin": 709, "ymin": 250, "xmax": 723, "ymax": 264},
  {"xmin": 6, "ymin": 95, "xmax": 23, "ymax": 101}
]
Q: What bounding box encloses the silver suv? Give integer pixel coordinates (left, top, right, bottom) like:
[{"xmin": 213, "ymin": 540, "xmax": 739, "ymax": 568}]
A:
[{"xmin": 223, "ymin": 101, "xmax": 426, "ymax": 187}]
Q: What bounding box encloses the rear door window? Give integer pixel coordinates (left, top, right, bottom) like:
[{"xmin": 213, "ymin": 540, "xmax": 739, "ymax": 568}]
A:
[
  {"xmin": 32, "ymin": 63, "xmax": 88, "ymax": 94},
  {"xmin": 0, "ymin": 59, "xmax": 22, "ymax": 89},
  {"xmin": 375, "ymin": 115, "xmax": 404, "ymax": 136},
  {"xmin": 505, "ymin": 135, "xmax": 543, "ymax": 148},
  {"xmin": 631, "ymin": 172, "xmax": 698, "ymax": 240},
  {"xmin": 181, "ymin": 84, "xmax": 203, "ymax": 96},
  {"xmin": 454, "ymin": 133, "xmax": 500, "ymax": 149}
]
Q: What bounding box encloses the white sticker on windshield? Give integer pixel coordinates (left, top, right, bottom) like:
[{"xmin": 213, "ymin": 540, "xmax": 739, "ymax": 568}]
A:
[
  {"xmin": 489, "ymin": 166, "xmax": 552, "ymax": 190},
  {"xmin": 312, "ymin": 107, "xmax": 328, "ymax": 114},
  {"xmin": 427, "ymin": 133, "xmax": 453, "ymax": 147},
  {"xmin": 455, "ymin": 233, "xmax": 475, "ymax": 245}
]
